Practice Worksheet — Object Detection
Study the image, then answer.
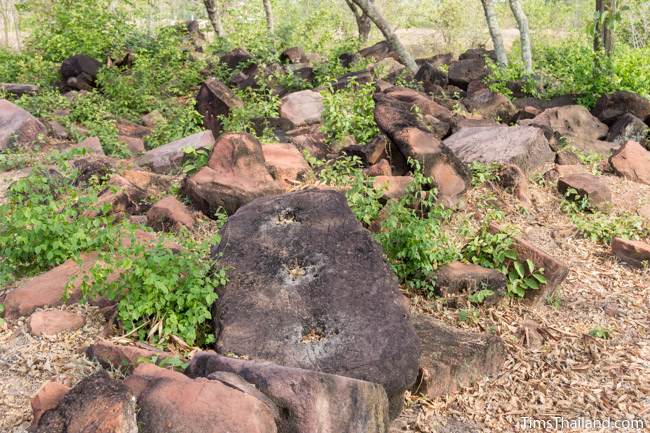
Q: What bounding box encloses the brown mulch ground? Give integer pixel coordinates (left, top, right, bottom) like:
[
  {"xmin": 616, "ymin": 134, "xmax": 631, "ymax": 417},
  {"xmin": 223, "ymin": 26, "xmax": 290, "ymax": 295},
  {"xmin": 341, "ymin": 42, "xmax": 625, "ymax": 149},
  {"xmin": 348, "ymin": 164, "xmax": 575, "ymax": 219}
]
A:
[{"xmin": 393, "ymin": 175, "xmax": 650, "ymax": 433}]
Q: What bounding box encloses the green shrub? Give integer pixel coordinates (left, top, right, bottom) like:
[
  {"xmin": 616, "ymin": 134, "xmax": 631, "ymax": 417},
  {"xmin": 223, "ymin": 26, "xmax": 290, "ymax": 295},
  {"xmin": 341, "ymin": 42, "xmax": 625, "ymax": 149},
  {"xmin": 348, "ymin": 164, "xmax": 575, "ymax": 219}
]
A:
[
  {"xmin": 65, "ymin": 91, "xmax": 125, "ymax": 156},
  {"xmin": 145, "ymin": 100, "xmax": 204, "ymax": 149},
  {"xmin": 97, "ymin": 26, "xmax": 207, "ymax": 119},
  {"xmin": 561, "ymin": 190, "xmax": 648, "ymax": 244},
  {"xmin": 81, "ymin": 233, "xmax": 226, "ymax": 347},
  {"xmin": 0, "ymin": 168, "xmax": 118, "ymax": 284},
  {"xmin": 311, "ymin": 155, "xmax": 384, "ymax": 225},
  {"xmin": 321, "ymin": 81, "xmax": 379, "ymax": 145},
  {"xmin": 220, "ymin": 84, "xmax": 280, "ymax": 141},
  {"xmin": 21, "ymin": 0, "xmax": 135, "ymax": 62},
  {"xmin": 375, "ymin": 162, "xmax": 460, "ymax": 294},
  {"xmin": 486, "ymin": 40, "xmax": 650, "ymax": 107},
  {"xmin": 0, "ymin": 48, "xmax": 58, "ymax": 86}
]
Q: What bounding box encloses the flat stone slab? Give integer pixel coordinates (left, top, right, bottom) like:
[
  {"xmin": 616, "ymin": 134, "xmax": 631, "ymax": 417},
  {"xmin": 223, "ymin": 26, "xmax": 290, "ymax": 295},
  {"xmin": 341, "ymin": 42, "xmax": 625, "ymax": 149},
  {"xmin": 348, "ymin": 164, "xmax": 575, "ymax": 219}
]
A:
[
  {"xmin": 210, "ymin": 189, "xmax": 420, "ymax": 418},
  {"xmin": 443, "ymin": 126, "xmax": 554, "ymax": 174}
]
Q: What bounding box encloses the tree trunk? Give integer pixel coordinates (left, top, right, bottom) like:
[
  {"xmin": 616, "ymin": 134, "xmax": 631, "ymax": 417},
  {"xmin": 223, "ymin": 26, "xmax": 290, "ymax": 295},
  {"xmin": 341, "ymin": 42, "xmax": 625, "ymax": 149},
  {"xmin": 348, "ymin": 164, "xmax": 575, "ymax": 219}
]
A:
[
  {"xmin": 480, "ymin": 0, "xmax": 508, "ymax": 67},
  {"xmin": 347, "ymin": 0, "xmax": 418, "ymax": 73},
  {"xmin": 345, "ymin": 0, "xmax": 372, "ymax": 43},
  {"xmin": 594, "ymin": 0, "xmax": 615, "ymax": 55},
  {"xmin": 508, "ymin": 0, "xmax": 532, "ymax": 73},
  {"xmin": 203, "ymin": 0, "xmax": 225, "ymax": 38},
  {"xmin": 262, "ymin": 0, "xmax": 274, "ymax": 33}
]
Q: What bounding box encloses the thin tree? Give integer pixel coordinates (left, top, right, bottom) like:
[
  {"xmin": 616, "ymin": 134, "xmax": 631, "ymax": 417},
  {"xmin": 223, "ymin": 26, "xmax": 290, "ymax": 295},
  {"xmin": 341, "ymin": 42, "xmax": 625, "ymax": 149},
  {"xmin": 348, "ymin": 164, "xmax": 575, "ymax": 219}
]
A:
[
  {"xmin": 203, "ymin": 0, "xmax": 225, "ymax": 37},
  {"xmin": 594, "ymin": 0, "xmax": 616, "ymax": 55},
  {"xmin": 262, "ymin": 0, "xmax": 274, "ymax": 33},
  {"xmin": 480, "ymin": 0, "xmax": 508, "ymax": 67},
  {"xmin": 508, "ymin": 0, "xmax": 533, "ymax": 73},
  {"xmin": 345, "ymin": 0, "xmax": 372, "ymax": 43},
  {"xmin": 346, "ymin": 0, "xmax": 418, "ymax": 73}
]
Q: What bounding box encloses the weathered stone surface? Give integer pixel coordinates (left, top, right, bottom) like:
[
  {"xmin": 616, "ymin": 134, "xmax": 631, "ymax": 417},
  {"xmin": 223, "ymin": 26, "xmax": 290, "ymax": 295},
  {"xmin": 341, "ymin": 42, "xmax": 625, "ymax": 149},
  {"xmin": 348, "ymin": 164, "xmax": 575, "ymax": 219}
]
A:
[
  {"xmin": 122, "ymin": 169, "xmax": 174, "ymax": 196},
  {"xmin": 374, "ymin": 93, "xmax": 470, "ymax": 205},
  {"xmin": 31, "ymin": 381, "xmax": 70, "ymax": 427},
  {"xmin": 279, "ymin": 90, "xmax": 323, "ymax": 128},
  {"xmin": 187, "ymin": 352, "xmax": 390, "ymax": 433},
  {"xmin": 497, "ymin": 164, "xmax": 532, "ymax": 207},
  {"xmin": 414, "ymin": 62, "xmax": 448, "ymax": 94},
  {"xmin": 366, "ymin": 159, "xmax": 392, "ymax": 176},
  {"xmin": 373, "ymin": 175, "xmax": 413, "ymax": 200},
  {"xmin": 0, "ymin": 82, "xmax": 39, "ymax": 96},
  {"xmin": 86, "ymin": 340, "xmax": 172, "ymax": 371},
  {"xmin": 60, "ymin": 54, "xmax": 102, "ymax": 91},
  {"xmin": 592, "ymin": 91, "xmax": 650, "ymax": 125},
  {"xmin": 29, "ymin": 310, "xmax": 85, "ymax": 336},
  {"xmin": 221, "ymin": 47, "xmax": 255, "ymax": 70},
  {"xmin": 443, "ymin": 126, "xmax": 554, "ymax": 174},
  {"xmin": 211, "ymin": 190, "xmax": 420, "ymax": 418},
  {"xmin": 606, "ymin": 113, "xmax": 649, "ymax": 146},
  {"xmin": 410, "ymin": 314, "xmax": 506, "ymax": 399},
  {"xmin": 558, "ymin": 173, "xmax": 612, "ymax": 211},
  {"xmin": 125, "ymin": 363, "xmax": 277, "ymax": 433},
  {"xmin": 280, "ymin": 46, "xmax": 307, "ymax": 64},
  {"xmin": 449, "ymin": 116, "xmax": 499, "ymax": 133},
  {"xmin": 359, "ymin": 40, "xmax": 397, "ymax": 61},
  {"xmin": 137, "ymin": 130, "xmax": 215, "ymax": 174},
  {"xmin": 46, "ymin": 120, "xmax": 69, "ymax": 139},
  {"xmin": 196, "ymin": 78, "xmax": 244, "ymax": 137},
  {"xmin": 447, "ymin": 58, "xmax": 489, "ymax": 89},
  {"xmin": 513, "ymin": 94, "xmax": 578, "ymax": 111},
  {"xmin": 459, "ymin": 47, "xmax": 496, "ymax": 61},
  {"xmin": 262, "ymin": 142, "xmax": 311, "ymax": 188},
  {"xmin": 371, "ymin": 57, "xmax": 406, "ymax": 80},
  {"xmin": 141, "ymin": 110, "xmax": 165, "ymax": 128},
  {"xmin": 116, "ymin": 120, "xmax": 151, "ymax": 139},
  {"xmin": 543, "ymin": 164, "xmax": 588, "ymax": 183},
  {"xmin": 462, "ymin": 89, "xmax": 517, "ymax": 122},
  {"xmin": 436, "ymin": 262, "xmax": 506, "ymax": 302},
  {"xmin": 119, "ymin": 135, "xmax": 145, "ymax": 154},
  {"xmin": 4, "ymin": 253, "xmax": 99, "ymax": 320},
  {"xmin": 184, "ymin": 133, "xmax": 283, "ymax": 215},
  {"xmin": 612, "ymin": 237, "xmax": 650, "ymax": 268},
  {"xmin": 489, "ymin": 223, "xmax": 569, "ymax": 302},
  {"xmin": 609, "ymin": 141, "xmax": 650, "ymax": 185},
  {"xmin": 345, "ymin": 134, "xmax": 390, "ymax": 166},
  {"xmin": 0, "ymin": 99, "xmax": 47, "ymax": 150},
  {"xmin": 91, "ymin": 174, "xmax": 148, "ymax": 218},
  {"xmin": 77, "ymin": 136, "xmax": 105, "ymax": 155},
  {"xmin": 34, "ymin": 371, "xmax": 138, "ymax": 433},
  {"xmin": 72, "ymin": 155, "xmax": 116, "ymax": 184},
  {"xmin": 147, "ymin": 195, "xmax": 195, "ymax": 231},
  {"xmin": 555, "ymin": 150, "xmax": 581, "ymax": 165},
  {"xmin": 288, "ymin": 125, "xmax": 329, "ymax": 159},
  {"xmin": 384, "ymin": 86, "xmax": 452, "ymax": 122},
  {"xmin": 521, "ymin": 105, "xmax": 609, "ymax": 144}
]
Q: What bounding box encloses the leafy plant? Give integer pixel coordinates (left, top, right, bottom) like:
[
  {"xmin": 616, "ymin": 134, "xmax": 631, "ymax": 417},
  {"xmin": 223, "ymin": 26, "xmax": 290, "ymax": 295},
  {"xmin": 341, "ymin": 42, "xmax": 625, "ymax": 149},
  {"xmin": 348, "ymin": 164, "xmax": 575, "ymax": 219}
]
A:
[
  {"xmin": 458, "ymin": 307, "xmax": 480, "ymax": 325},
  {"xmin": 470, "ymin": 162, "xmax": 501, "ymax": 186},
  {"xmin": 561, "ymin": 189, "xmax": 648, "ymax": 244},
  {"xmin": 588, "ymin": 326, "xmax": 611, "ymax": 339},
  {"xmin": 462, "ymin": 226, "xmax": 547, "ymax": 298},
  {"xmin": 181, "ymin": 146, "xmax": 211, "ymax": 175},
  {"xmin": 0, "ymin": 168, "xmax": 118, "ymax": 284},
  {"xmin": 81, "ymin": 232, "xmax": 227, "ymax": 347},
  {"xmin": 468, "ymin": 288, "xmax": 495, "ymax": 304},
  {"xmin": 321, "ymin": 81, "xmax": 379, "ymax": 145},
  {"xmin": 375, "ymin": 161, "xmax": 460, "ymax": 294}
]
